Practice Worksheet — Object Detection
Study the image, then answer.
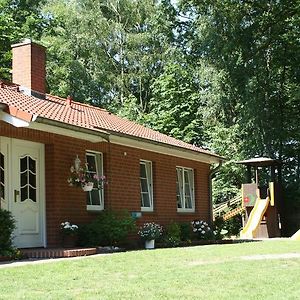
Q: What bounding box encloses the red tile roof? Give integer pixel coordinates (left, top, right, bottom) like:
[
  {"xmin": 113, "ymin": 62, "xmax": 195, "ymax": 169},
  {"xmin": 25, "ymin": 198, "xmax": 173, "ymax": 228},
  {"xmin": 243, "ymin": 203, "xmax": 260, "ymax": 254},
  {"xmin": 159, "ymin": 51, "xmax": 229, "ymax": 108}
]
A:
[{"xmin": 0, "ymin": 83, "xmax": 221, "ymax": 159}]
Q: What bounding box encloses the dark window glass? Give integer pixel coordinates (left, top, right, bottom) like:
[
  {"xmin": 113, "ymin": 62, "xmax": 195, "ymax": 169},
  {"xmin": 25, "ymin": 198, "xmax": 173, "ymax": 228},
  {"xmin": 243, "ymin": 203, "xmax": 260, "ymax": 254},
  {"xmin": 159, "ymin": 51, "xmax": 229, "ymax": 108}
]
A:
[{"xmin": 20, "ymin": 156, "xmax": 37, "ymax": 202}]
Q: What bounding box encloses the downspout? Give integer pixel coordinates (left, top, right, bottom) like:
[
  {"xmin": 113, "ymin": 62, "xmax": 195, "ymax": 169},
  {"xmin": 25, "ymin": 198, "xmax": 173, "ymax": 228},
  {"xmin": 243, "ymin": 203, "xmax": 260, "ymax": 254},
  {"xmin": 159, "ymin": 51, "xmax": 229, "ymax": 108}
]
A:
[{"xmin": 208, "ymin": 161, "xmax": 223, "ymax": 224}]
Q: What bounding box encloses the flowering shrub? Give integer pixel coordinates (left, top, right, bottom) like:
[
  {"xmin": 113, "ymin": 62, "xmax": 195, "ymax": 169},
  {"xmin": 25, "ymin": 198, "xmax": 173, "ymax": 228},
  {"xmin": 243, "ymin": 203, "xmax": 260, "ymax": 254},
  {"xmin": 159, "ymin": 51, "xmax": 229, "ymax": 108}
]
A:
[
  {"xmin": 191, "ymin": 220, "xmax": 214, "ymax": 240},
  {"xmin": 60, "ymin": 221, "xmax": 79, "ymax": 236},
  {"xmin": 67, "ymin": 160, "xmax": 106, "ymax": 189},
  {"xmin": 138, "ymin": 222, "xmax": 163, "ymax": 240}
]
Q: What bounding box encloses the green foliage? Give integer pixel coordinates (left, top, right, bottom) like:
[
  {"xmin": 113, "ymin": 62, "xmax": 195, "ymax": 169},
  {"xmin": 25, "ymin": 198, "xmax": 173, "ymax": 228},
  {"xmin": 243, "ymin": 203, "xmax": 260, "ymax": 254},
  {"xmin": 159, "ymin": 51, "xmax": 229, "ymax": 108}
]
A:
[
  {"xmin": 41, "ymin": 0, "xmax": 173, "ymax": 109},
  {"xmin": 213, "ymin": 216, "xmax": 227, "ymax": 240},
  {"xmin": 163, "ymin": 222, "xmax": 181, "ymax": 247},
  {"xmin": 0, "ymin": 208, "xmax": 16, "ymax": 256},
  {"xmin": 191, "ymin": 220, "xmax": 214, "ymax": 240},
  {"xmin": 1, "ymin": 0, "xmax": 300, "ymax": 233},
  {"xmin": 0, "ymin": 0, "xmax": 48, "ymax": 79},
  {"xmin": 213, "ymin": 215, "xmax": 243, "ymax": 239},
  {"xmin": 225, "ymin": 215, "xmax": 243, "ymax": 237},
  {"xmin": 138, "ymin": 222, "xmax": 163, "ymax": 241},
  {"xmin": 179, "ymin": 222, "xmax": 192, "ymax": 242},
  {"xmin": 78, "ymin": 210, "xmax": 136, "ymax": 247}
]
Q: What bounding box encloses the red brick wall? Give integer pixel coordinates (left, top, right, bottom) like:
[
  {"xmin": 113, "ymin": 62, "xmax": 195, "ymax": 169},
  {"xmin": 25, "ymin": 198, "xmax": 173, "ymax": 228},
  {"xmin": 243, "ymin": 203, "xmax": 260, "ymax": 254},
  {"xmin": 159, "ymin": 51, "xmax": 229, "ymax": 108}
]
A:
[
  {"xmin": 12, "ymin": 41, "xmax": 46, "ymax": 94},
  {"xmin": 0, "ymin": 121, "xmax": 210, "ymax": 247}
]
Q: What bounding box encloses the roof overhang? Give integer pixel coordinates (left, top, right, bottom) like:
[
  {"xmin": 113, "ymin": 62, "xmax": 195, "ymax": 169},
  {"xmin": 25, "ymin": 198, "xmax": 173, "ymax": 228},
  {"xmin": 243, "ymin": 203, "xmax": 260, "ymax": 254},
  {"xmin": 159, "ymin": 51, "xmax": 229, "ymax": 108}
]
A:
[
  {"xmin": 109, "ymin": 133, "xmax": 224, "ymax": 164},
  {"xmin": 0, "ymin": 101, "xmax": 224, "ymax": 163},
  {"xmin": 29, "ymin": 117, "xmax": 109, "ymax": 143},
  {"xmin": 236, "ymin": 157, "xmax": 281, "ymax": 167},
  {"xmin": 0, "ymin": 103, "xmax": 36, "ymax": 127}
]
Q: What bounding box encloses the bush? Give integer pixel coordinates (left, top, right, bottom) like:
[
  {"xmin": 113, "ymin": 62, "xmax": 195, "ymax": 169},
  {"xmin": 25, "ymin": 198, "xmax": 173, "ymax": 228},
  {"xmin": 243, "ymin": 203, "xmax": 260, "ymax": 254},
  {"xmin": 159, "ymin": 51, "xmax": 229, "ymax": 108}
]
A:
[
  {"xmin": 179, "ymin": 222, "xmax": 192, "ymax": 241},
  {"xmin": 0, "ymin": 209, "xmax": 16, "ymax": 256},
  {"xmin": 78, "ymin": 210, "xmax": 136, "ymax": 247},
  {"xmin": 213, "ymin": 215, "xmax": 243, "ymax": 239},
  {"xmin": 138, "ymin": 222, "xmax": 163, "ymax": 241},
  {"xmin": 191, "ymin": 219, "xmax": 214, "ymax": 240},
  {"xmin": 163, "ymin": 222, "xmax": 181, "ymax": 247},
  {"xmin": 213, "ymin": 216, "xmax": 227, "ymax": 240},
  {"xmin": 225, "ymin": 215, "xmax": 243, "ymax": 236}
]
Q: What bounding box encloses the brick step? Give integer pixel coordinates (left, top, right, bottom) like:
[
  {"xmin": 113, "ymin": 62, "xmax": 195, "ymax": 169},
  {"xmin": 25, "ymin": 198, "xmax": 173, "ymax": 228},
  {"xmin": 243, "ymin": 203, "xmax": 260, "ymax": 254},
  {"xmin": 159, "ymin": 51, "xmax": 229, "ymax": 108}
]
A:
[{"xmin": 21, "ymin": 247, "xmax": 97, "ymax": 259}]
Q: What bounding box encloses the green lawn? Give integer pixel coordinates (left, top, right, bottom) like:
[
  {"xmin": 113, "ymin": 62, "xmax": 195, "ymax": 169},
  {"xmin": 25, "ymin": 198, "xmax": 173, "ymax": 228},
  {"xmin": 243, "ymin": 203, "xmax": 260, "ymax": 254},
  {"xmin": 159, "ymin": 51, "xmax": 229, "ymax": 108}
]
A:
[{"xmin": 1, "ymin": 240, "xmax": 300, "ymax": 300}]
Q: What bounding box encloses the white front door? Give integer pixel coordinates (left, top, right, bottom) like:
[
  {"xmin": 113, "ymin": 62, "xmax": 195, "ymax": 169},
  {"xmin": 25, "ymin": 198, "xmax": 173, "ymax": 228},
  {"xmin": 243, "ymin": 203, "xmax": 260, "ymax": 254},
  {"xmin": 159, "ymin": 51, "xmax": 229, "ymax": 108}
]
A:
[{"xmin": 0, "ymin": 137, "xmax": 45, "ymax": 248}]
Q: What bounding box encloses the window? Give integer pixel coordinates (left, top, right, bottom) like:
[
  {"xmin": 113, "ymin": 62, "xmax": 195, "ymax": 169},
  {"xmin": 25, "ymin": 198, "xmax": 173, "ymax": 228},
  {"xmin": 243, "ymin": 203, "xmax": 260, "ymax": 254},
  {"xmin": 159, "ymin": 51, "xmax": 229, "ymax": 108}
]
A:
[
  {"xmin": 20, "ymin": 155, "xmax": 37, "ymax": 203},
  {"xmin": 0, "ymin": 152, "xmax": 4, "ymax": 201},
  {"xmin": 140, "ymin": 160, "xmax": 153, "ymax": 211},
  {"xmin": 176, "ymin": 167, "xmax": 195, "ymax": 212},
  {"xmin": 86, "ymin": 151, "xmax": 104, "ymax": 211}
]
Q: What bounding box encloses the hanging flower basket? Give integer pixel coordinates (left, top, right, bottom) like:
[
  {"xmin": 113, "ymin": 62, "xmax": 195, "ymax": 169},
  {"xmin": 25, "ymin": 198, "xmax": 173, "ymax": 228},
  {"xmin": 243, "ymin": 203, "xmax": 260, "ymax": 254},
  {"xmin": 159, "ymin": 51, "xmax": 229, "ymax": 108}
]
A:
[
  {"xmin": 82, "ymin": 182, "xmax": 94, "ymax": 192},
  {"xmin": 67, "ymin": 155, "xmax": 106, "ymax": 191}
]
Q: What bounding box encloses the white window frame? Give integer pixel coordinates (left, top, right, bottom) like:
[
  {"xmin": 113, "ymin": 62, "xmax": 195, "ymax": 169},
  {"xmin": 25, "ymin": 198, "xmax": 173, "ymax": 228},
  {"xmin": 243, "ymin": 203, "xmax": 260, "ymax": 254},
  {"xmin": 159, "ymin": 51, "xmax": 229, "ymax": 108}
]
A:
[
  {"xmin": 86, "ymin": 151, "xmax": 104, "ymax": 211},
  {"xmin": 176, "ymin": 166, "xmax": 195, "ymax": 213},
  {"xmin": 0, "ymin": 151, "xmax": 5, "ymax": 205},
  {"xmin": 140, "ymin": 160, "xmax": 153, "ymax": 212}
]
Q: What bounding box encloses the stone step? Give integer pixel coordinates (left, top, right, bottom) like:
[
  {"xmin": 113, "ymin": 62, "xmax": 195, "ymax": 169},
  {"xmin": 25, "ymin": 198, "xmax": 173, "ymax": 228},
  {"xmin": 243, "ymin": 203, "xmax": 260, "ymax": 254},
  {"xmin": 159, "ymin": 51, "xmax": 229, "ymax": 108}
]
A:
[{"xmin": 21, "ymin": 247, "xmax": 97, "ymax": 259}]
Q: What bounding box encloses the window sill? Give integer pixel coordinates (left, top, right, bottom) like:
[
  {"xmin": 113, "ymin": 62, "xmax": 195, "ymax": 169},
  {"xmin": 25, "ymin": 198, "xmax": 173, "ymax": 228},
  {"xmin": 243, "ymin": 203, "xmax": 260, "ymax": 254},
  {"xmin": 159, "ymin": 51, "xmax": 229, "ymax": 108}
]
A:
[
  {"xmin": 87, "ymin": 205, "xmax": 104, "ymax": 212},
  {"xmin": 177, "ymin": 208, "xmax": 195, "ymax": 213},
  {"xmin": 141, "ymin": 207, "xmax": 154, "ymax": 213}
]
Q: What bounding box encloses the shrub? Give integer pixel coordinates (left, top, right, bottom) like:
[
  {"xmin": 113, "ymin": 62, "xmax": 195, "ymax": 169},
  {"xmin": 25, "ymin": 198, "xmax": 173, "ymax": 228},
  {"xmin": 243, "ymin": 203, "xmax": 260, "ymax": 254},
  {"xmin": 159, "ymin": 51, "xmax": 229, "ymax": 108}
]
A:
[
  {"xmin": 225, "ymin": 215, "xmax": 243, "ymax": 236},
  {"xmin": 0, "ymin": 208, "xmax": 16, "ymax": 256},
  {"xmin": 213, "ymin": 216, "xmax": 227, "ymax": 240},
  {"xmin": 164, "ymin": 222, "xmax": 181, "ymax": 247},
  {"xmin": 78, "ymin": 210, "xmax": 136, "ymax": 247},
  {"xmin": 179, "ymin": 222, "xmax": 192, "ymax": 241},
  {"xmin": 191, "ymin": 219, "xmax": 214, "ymax": 240},
  {"xmin": 138, "ymin": 222, "xmax": 163, "ymax": 241},
  {"xmin": 213, "ymin": 215, "xmax": 243, "ymax": 239}
]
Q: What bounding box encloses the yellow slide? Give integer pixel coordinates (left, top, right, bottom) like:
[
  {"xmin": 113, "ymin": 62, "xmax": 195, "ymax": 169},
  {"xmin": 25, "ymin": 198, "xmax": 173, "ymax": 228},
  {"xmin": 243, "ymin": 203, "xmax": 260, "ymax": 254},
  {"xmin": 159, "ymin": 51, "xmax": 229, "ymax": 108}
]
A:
[
  {"xmin": 291, "ymin": 229, "xmax": 300, "ymax": 241},
  {"xmin": 240, "ymin": 197, "xmax": 270, "ymax": 239}
]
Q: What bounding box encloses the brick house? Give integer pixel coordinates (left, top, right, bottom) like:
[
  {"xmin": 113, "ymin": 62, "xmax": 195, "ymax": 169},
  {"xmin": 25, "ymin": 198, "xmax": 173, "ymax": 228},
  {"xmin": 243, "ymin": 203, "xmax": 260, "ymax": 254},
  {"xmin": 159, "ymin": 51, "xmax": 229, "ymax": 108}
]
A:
[{"xmin": 0, "ymin": 40, "xmax": 223, "ymax": 248}]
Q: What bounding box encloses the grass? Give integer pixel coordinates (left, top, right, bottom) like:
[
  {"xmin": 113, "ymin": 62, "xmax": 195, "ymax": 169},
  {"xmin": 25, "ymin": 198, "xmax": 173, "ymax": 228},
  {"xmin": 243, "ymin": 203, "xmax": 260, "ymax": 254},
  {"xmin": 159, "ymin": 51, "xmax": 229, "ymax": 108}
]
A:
[{"xmin": 0, "ymin": 240, "xmax": 300, "ymax": 299}]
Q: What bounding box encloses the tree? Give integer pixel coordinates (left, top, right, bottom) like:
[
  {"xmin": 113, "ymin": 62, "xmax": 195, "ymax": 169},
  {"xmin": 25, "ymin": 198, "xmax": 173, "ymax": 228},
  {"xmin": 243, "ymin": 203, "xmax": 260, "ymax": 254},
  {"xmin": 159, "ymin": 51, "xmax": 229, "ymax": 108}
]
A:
[
  {"xmin": 41, "ymin": 0, "xmax": 175, "ymax": 110},
  {"xmin": 0, "ymin": 0, "xmax": 47, "ymax": 80}
]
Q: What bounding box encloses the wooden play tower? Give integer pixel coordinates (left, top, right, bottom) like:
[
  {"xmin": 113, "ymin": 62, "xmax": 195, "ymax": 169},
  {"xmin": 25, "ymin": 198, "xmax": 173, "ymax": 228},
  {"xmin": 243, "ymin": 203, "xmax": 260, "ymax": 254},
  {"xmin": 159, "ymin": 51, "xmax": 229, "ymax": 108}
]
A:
[{"xmin": 238, "ymin": 157, "xmax": 282, "ymax": 239}]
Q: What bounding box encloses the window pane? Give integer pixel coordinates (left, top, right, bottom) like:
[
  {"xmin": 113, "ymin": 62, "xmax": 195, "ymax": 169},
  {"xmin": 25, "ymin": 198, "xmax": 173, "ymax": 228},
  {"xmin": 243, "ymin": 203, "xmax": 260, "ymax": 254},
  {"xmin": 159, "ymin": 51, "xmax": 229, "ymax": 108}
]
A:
[
  {"xmin": 20, "ymin": 156, "xmax": 37, "ymax": 203},
  {"xmin": 140, "ymin": 161, "xmax": 152, "ymax": 209},
  {"xmin": 21, "ymin": 172, "xmax": 28, "ymax": 187},
  {"xmin": 0, "ymin": 153, "xmax": 4, "ymax": 200},
  {"xmin": 21, "ymin": 186, "xmax": 28, "ymax": 202},
  {"xmin": 177, "ymin": 194, "xmax": 182, "ymax": 208},
  {"xmin": 86, "ymin": 152, "xmax": 103, "ymax": 209},
  {"xmin": 177, "ymin": 167, "xmax": 194, "ymax": 210},
  {"xmin": 29, "ymin": 157, "xmax": 36, "ymax": 173},
  {"xmin": 142, "ymin": 193, "xmax": 150, "ymax": 207},
  {"xmin": 176, "ymin": 168, "xmax": 183, "ymax": 208},
  {"xmin": 29, "ymin": 172, "xmax": 36, "ymax": 187},
  {"xmin": 141, "ymin": 178, "xmax": 148, "ymax": 193},
  {"xmin": 140, "ymin": 163, "xmax": 146, "ymax": 178},
  {"xmin": 91, "ymin": 190, "xmax": 101, "ymax": 206},
  {"xmin": 29, "ymin": 187, "xmax": 37, "ymax": 202},
  {"xmin": 20, "ymin": 157, "xmax": 27, "ymax": 172},
  {"xmin": 86, "ymin": 154, "xmax": 97, "ymax": 172}
]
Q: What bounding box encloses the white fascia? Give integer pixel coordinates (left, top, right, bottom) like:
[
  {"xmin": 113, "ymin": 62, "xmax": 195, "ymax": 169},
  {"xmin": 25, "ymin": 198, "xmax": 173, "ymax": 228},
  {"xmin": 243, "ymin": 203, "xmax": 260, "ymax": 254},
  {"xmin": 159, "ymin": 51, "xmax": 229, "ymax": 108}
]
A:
[
  {"xmin": 109, "ymin": 134, "xmax": 222, "ymax": 164},
  {"xmin": 0, "ymin": 110, "xmax": 30, "ymax": 127},
  {"xmin": 28, "ymin": 119, "xmax": 108, "ymax": 143}
]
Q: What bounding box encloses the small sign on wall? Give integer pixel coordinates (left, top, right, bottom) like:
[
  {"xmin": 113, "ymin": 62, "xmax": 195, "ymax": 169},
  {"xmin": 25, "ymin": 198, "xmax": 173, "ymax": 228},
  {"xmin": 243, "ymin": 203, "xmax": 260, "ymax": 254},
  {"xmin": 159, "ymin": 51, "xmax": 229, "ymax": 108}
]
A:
[{"xmin": 131, "ymin": 211, "xmax": 142, "ymax": 219}]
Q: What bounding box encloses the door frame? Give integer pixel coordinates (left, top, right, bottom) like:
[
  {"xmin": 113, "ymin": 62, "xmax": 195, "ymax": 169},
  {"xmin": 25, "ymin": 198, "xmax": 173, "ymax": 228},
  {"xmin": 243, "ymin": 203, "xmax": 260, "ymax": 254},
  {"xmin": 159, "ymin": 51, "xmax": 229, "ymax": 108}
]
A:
[{"xmin": 0, "ymin": 136, "xmax": 46, "ymax": 248}]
